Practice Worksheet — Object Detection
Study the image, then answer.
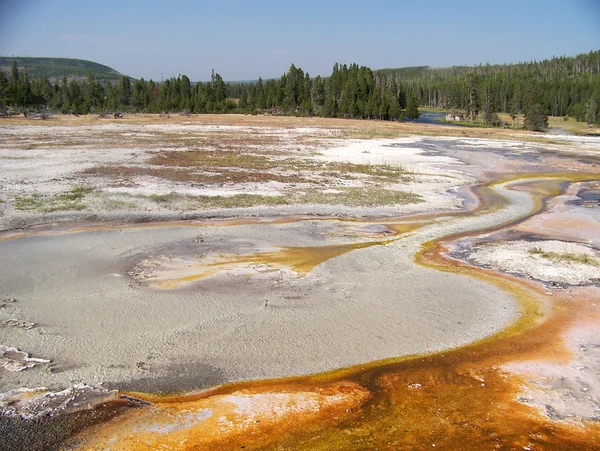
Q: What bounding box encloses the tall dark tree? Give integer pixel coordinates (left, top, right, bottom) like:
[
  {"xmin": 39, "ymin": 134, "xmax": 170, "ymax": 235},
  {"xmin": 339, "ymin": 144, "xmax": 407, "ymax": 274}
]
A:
[
  {"xmin": 180, "ymin": 75, "xmax": 191, "ymax": 110},
  {"xmin": 4, "ymin": 60, "xmax": 21, "ymax": 106},
  {"xmin": 466, "ymin": 73, "xmax": 479, "ymax": 121},
  {"xmin": 212, "ymin": 71, "xmax": 227, "ymax": 108},
  {"xmin": 586, "ymin": 97, "xmax": 598, "ymax": 124},
  {"xmin": 405, "ymin": 94, "xmax": 420, "ymax": 120},
  {"xmin": 118, "ymin": 76, "xmax": 131, "ymax": 107},
  {"xmin": 0, "ymin": 70, "xmax": 8, "ymax": 110},
  {"xmin": 255, "ymin": 77, "xmax": 265, "ymax": 110},
  {"xmin": 523, "ymin": 79, "xmax": 548, "ymax": 131},
  {"xmin": 238, "ymin": 88, "xmax": 248, "ymax": 110}
]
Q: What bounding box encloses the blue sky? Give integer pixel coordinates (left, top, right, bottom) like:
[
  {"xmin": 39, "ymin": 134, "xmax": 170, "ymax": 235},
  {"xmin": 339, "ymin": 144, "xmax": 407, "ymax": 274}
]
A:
[{"xmin": 1, "ymin": 0, "xmax": 599, "ymax": 81}]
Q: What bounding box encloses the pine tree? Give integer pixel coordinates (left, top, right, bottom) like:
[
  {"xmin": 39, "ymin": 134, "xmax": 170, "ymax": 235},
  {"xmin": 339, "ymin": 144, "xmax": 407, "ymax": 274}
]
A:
[
  {"xmin": 312, "ymin": 76, "xmax": 325, "ymax": 112},
  {"xmin": 585, "ymin": 97, "xmax": 598, "ymax": 124},
  {"xmin": 131, "ymin": 79, "xmax": 148, "ymax": 111},
  {"xmin": 467, "ymin": 73, "xmax": 479, "ymax": 121},
  {"xmin": 18, "ymin": 69, "xmax": 33, "ymax": 107},
  {"xmin": 4, "ymin": 60, "xmax": 20, "ymax": 107},
  {"xmin": 388, "ymin": 96, "xmax": 401, "ymax": 120},
  {"xmin": 238, "ymin": 88, "xmax": 248, "ymax": 111},
  {"xmin": 118, "ymin": 76, "xmax": 131, "ymax": 108},
  {"xmin": 0, "ymin": 70, "xmax": 8, "ymax": 110},
  {"xmin": 523, "ymin": 79, "xmax": 548, "ymax": 131},
  {"xmin": 255, "ymin": 77, "xmax": 265, "ymax": 110},
  {"xmin": 180, "ymin": 75, "xmax": 191, "ymax": 111},
  {"xmin": 524, "ymin": 103, "xmax": 549, "ymax": 131},
  {"xmin": 405, "ymin": 94, "xmax": 420, "ymax": 120},
  {"xmin": 212, "ymin": 72, "xmax": 227, "ymax": 107}
]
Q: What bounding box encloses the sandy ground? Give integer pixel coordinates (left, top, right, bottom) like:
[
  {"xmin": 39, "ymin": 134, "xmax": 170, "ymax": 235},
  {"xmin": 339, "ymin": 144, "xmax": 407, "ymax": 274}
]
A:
[{"xmin": 1, "ymin": 115, "xmax": 600, "ymax": 449}]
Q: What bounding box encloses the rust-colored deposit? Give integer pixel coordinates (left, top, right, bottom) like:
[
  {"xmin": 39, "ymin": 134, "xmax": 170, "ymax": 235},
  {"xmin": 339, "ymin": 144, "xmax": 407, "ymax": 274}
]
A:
[{"xmin": 66, "ymin": 382, "xmax": 371, "ymax": 450}]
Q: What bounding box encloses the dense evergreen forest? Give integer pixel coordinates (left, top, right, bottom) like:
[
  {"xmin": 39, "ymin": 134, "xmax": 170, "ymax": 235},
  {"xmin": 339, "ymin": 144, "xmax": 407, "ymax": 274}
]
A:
[{"xmin": 1, "ymin": 50, "xmax": 599, "ymax": 131}]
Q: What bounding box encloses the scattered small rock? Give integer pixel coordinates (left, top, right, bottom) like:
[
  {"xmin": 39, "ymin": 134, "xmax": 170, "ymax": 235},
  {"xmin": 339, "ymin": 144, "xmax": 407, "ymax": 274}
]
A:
[
  {"xmin": 0, "ymin": 345, "xmax": 50, "ymax": 372},
  {"xmin": 0, "ymin": 319, "xmax": 35, "ymax": 330},
  {"xmin": 0, "ymin": 298, "xmax": 17, "ymax": 307},
  {"xmin": 0, "ymin": 384, "xmax": 120, "ymax": 419}
]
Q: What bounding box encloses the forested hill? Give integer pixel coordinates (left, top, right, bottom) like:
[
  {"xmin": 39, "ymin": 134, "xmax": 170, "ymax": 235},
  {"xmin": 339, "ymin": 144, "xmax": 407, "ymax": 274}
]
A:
[{"xmin": 0, "ymin": 57, "xmax": 125, "ymax": 81}]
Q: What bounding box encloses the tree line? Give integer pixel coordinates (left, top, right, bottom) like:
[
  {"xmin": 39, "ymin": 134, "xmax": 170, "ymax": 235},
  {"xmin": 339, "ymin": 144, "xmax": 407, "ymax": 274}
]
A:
[
  {"xmin": 0, "ymin": 60, "xmax": 421, "ymax": 122},
  {"xmin": 1, "ymin": 50, "xmax": 599, "ymax": 131}
]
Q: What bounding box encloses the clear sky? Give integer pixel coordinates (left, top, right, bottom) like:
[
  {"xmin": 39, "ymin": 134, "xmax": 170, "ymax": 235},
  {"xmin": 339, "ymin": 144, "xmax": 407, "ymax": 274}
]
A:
[{"xmin": 1, "ymin": 0, "xmax": 599, "ymax": 81}]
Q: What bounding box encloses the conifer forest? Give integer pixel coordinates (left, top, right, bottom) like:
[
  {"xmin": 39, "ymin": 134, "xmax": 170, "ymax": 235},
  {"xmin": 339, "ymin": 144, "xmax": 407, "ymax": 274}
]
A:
[{"xmin": 1, "ymin": 50, "xmax": 599, "ymax": 131}]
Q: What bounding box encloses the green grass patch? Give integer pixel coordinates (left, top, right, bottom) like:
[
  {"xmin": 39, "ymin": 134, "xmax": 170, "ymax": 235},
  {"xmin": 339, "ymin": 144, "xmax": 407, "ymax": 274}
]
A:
[
  {"xmin": 149, "ymin": 151, "xmax": 279, "ymax": 170},
  {"xmin": 437, "ymin": 119, "xmax": 499, "ymax": 129},
  {"xmin": 186, "ymin": 194, "xmax": 290, "ymax": 209},
  {"xmin": 419, "ymin": 107, "xmax": 450, "ymax": 113},
  {"xmin": 130, "ymin": 188, "xmax": 421, "ymax": 210},
  {"xmin": 59, "ymin": 184, "xmax": 93, "ymax": 201},
  {"xmin": 13, "ymin": 194, "xmax": 42, "ymax": 211},
  {"xmin": 341, "ymin": 129, "xmax": 408, "ymax": 140},
  {"xmin": 148, "ymin": 193, "xmax": 179, "ymax": 203},
  {"xmin": 0, "ymin": 155, "xmax": 32, "ymax": 160},
  {"xmin": 102, "ymin": 198, "xmax": 139, "ymax": 210},
  {"xmin": 529, "ymin": 247, "xmax": 600, "ymax": 267},
  {"xmin": 547, "ymin": 116, "xmax": 600, "ymax": 136},
  {"xmin": 125, "ymin": 192, "xmax": 289, "ymax": 210},
  {"xmin": 13, "ymin": 185, "xmax": 93, "ymax": 212},
  {"xmin": 328, "ymin": 162, "xmax": 414, "ymax": 180},
  {"xmin": 39, "ymin": 201, "xmax": 87, "ymax": 213},
  {"xmin": 185, "ymin": 188, "xmax": 421, "ymax": 208},
  {"xmin": 298, "ymin": 187, "xmax": 422, "ymax": 207}
]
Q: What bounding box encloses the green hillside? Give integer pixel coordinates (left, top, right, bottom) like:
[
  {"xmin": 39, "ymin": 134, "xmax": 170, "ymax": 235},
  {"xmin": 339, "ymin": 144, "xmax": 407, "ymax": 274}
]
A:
[{"xmin": 0, "ymin": 57, "xmax": 125, "ymax": 81}]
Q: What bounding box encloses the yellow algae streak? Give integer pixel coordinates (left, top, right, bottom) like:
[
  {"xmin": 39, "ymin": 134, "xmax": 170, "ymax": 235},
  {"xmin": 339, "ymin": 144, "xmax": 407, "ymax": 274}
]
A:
[
  {"xmin": 384, "ymin": 221, "xmax": 430, "ymax": 235},
  {"xmin": 150, "ymin": 239, "xmax": 398, "ymax": 289}
]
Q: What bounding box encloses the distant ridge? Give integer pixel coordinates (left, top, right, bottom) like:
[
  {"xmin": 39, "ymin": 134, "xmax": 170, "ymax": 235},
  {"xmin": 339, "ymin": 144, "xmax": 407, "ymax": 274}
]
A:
[
  {"xmin": 375, "ymin": 66, "xmax": 430, "ymax": 78},
  {"xmin": 375, "ymin": 50, "xmax": 600, "ymax": 81},
  {"xmin": 0, "ymin": 56, "xmax": 127, "ymax": 81}
]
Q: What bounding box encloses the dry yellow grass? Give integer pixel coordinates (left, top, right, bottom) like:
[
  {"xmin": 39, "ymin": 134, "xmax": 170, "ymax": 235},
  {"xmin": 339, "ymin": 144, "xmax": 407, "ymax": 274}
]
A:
[
  {"xmin": 547, "ymin": 116, "xmax": 600, "ymax": 135},
  {"xmin": 498, "ymin": 112, "xmax": 600, "ymax": 136},
  {"xmin": 0, "ymin": 113, "xmax": 563, "ymax": 142}
]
